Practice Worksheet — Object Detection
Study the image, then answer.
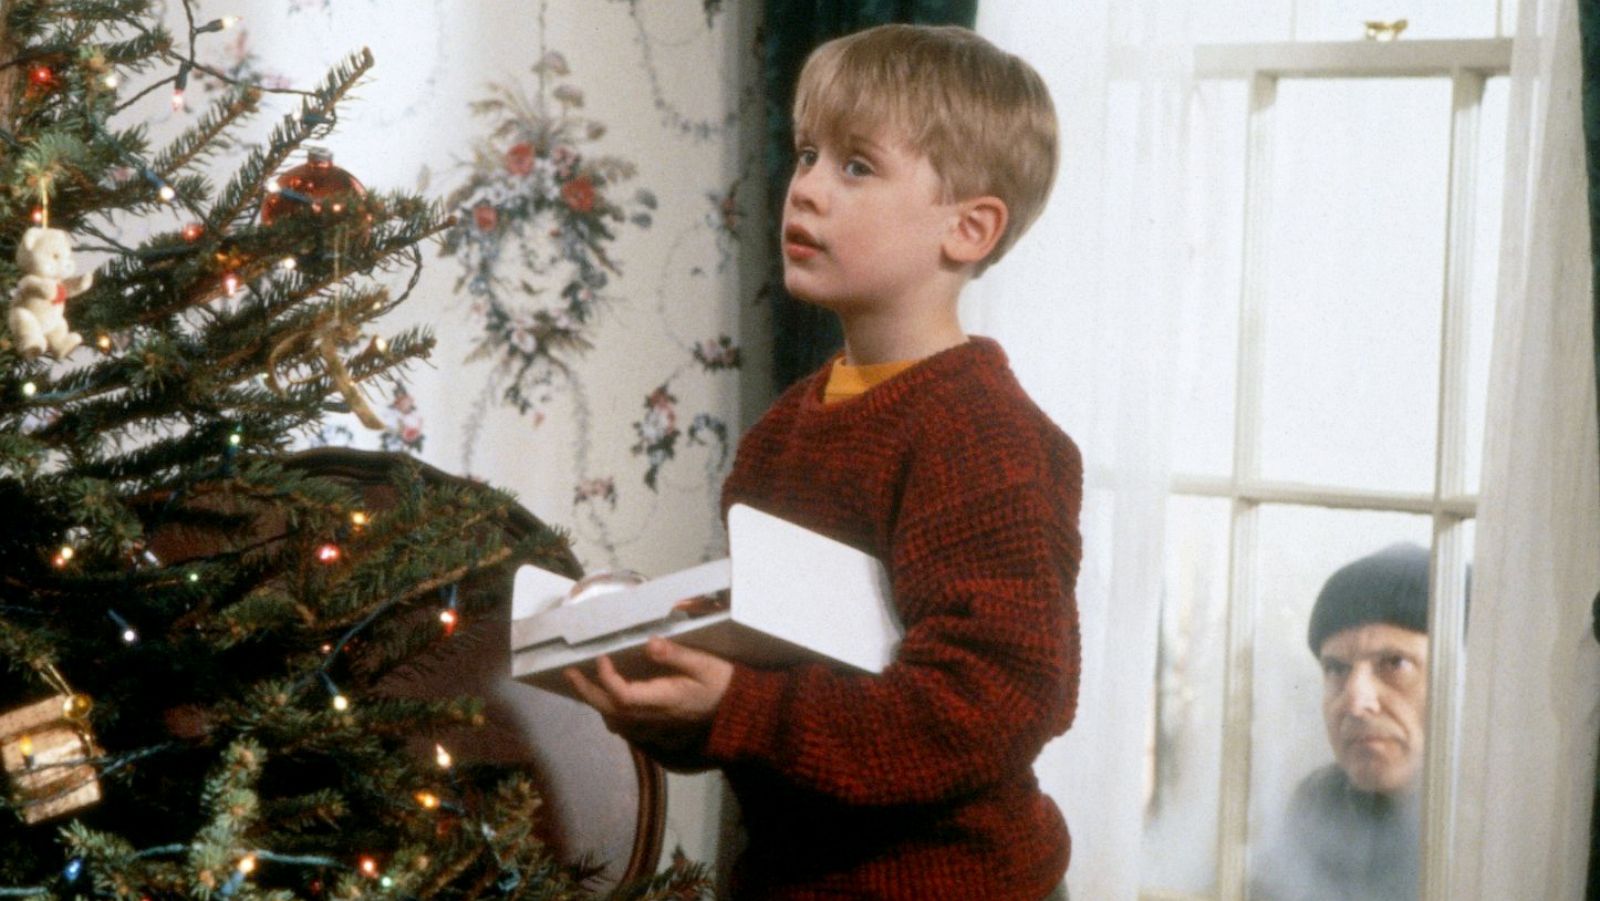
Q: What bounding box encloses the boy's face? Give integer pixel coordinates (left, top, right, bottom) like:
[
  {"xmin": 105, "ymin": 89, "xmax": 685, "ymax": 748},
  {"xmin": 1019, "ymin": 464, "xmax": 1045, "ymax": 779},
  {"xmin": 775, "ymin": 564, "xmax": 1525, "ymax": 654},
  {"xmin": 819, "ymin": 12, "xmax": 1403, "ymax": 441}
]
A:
[{"xmin": 781, "ymin": 129, "xmax": 958, "ymax": 312}]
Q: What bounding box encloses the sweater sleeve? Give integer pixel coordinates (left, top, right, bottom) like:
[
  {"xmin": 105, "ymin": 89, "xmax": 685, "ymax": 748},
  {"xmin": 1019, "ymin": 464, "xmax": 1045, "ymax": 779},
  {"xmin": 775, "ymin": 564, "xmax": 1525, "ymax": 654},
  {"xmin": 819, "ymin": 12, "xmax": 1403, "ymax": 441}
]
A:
[{"xmin": 701, "ymin": 430, "xmax": 1082, "ymax": 807}]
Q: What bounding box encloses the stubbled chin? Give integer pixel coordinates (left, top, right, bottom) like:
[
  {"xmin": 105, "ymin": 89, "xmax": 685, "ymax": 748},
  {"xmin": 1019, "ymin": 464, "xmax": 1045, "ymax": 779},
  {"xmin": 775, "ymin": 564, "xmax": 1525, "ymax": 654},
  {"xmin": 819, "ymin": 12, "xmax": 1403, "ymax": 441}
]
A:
[{"xmin": 1342, "ymin": 751, "xmax": 1418, "ymax": 794}]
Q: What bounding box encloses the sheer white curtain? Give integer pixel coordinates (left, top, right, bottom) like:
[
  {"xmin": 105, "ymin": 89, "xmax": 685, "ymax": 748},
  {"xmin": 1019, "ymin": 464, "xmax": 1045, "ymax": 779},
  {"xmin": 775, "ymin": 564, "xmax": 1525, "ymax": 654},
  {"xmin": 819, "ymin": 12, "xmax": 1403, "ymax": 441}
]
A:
[
  {"xmin": 972, "ymin": 4, "xmax": 1196, "ymax": 898},
  {"xmin": 1450, "ymin": 0, "xmax": 1600, "ymax": 895}
]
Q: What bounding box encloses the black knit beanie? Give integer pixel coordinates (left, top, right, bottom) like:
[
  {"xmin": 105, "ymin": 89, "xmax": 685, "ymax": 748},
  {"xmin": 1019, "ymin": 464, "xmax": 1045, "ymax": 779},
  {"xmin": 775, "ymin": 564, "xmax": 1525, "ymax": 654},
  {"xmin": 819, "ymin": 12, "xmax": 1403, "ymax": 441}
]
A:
[{"xmin": 1306, "ymin": 543, "xmax": 1430, "ymax": 656}]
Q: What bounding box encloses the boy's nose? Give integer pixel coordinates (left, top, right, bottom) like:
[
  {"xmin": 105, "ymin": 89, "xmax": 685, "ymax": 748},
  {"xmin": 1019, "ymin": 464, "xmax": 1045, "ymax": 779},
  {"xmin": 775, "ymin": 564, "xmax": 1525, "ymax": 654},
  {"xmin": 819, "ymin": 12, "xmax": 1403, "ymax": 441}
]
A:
[{"xmin": 786, "ymin": 167, "xmax": 823, "ymax": 213}]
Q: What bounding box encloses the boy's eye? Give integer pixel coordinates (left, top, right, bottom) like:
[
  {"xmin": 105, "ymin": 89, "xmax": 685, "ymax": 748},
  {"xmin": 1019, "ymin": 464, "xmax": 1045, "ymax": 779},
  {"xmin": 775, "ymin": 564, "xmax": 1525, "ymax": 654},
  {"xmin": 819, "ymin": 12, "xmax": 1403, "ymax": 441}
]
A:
[
  {"xmin": 843, "ymin": 159, "xmax": 873, "ymax": 177},
  {"xmin": 796, "ymin": 148, "xmax": 818, "ymax": 167}
]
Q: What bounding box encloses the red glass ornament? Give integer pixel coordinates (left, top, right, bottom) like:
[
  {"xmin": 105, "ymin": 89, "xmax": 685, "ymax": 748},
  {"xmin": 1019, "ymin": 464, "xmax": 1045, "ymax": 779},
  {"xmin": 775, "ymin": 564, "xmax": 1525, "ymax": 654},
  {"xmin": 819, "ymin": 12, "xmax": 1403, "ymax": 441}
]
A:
[{"xmin": 259, "ymin": 147, "xmax": 367, "ymax": 227}]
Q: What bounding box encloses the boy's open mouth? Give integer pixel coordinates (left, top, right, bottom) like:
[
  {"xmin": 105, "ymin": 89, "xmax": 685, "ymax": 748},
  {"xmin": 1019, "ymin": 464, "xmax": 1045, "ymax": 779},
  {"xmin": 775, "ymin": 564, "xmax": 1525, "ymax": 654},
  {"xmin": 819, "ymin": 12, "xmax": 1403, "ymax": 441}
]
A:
[{"xmin": 783, "ymin": 225, "xmax": 823, "ymax": 259}]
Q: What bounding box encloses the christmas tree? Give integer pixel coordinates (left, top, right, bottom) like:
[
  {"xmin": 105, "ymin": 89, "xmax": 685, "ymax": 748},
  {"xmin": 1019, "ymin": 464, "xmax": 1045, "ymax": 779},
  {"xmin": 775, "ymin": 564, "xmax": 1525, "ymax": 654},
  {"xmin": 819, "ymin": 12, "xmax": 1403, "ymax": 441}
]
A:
[{"xmin": 0, "ymin": 1, "xmax": 706, "ymax": 897}]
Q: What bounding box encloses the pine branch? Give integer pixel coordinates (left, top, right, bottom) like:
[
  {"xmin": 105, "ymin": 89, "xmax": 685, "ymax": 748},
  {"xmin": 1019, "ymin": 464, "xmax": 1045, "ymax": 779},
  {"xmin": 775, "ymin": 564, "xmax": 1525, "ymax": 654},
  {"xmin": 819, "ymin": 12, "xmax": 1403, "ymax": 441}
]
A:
[
  {"xmin": 205, "ymin": 48, "xmax": 374, "ymax": 232},
  {"xmin": 257, "ymin": 789, "xmax": 346, "ymax": 834},
  {"xmin": 184, "ymin": 739, "xmax": 264, "ymax": 896},
  {"xmin": 47, "ymin": 0, "xmax": 150, "ymax": 26},
  {"xmin": 0, "ymin": 614, "xmax": 60, "ymax": 679},
  {"xmin": 0, "ymin": 3, "xmax": 695, "ymax": 892},
  {"xmin": 98, "ymin": 26, "xmax": 173, "ymax": 69},
  {"xmin": 20, "ymin": 320, "xmax": 431, "ymax": 474},
  {"xmin": 36, "ymin": 193, "xmax": 441, "ymax": 341},
  {"xmin": 151, "ymin": 85, "xmax": 259, "ymax": 177}
]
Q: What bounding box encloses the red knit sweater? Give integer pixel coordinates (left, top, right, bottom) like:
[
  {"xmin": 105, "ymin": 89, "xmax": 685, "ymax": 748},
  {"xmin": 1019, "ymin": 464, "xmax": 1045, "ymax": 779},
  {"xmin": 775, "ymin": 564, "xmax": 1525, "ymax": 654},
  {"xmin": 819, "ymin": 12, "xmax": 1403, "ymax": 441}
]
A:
[{"xmin": 705, "ymin": 337, "xmax": 1082, "ymax": 900}]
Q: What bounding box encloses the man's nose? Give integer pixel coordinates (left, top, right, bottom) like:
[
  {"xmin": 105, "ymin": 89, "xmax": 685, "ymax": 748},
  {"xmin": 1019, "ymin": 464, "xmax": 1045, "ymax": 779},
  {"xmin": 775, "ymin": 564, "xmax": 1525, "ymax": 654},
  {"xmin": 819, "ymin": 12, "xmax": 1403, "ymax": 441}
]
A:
[{"xmin": 1337, "ymin": 666, "xmax": 1382, "ymax": 717}]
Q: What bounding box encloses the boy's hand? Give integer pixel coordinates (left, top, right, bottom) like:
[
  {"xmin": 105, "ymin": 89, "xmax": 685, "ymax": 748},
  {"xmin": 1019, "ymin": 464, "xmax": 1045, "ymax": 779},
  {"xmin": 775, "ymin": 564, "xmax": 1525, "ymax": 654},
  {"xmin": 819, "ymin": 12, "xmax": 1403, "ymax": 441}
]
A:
[{"xmin": 564, "ymin": 637, "xmax": 733, "ymax": 737}]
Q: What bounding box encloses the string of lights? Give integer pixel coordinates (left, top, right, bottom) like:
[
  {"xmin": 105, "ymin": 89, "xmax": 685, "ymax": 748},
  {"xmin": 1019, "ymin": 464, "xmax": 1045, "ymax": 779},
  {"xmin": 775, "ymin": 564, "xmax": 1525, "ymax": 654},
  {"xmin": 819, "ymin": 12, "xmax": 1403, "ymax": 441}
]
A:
[{"xmin": 0, "ymin": 0, "xmax": 701, "ymax": 893}]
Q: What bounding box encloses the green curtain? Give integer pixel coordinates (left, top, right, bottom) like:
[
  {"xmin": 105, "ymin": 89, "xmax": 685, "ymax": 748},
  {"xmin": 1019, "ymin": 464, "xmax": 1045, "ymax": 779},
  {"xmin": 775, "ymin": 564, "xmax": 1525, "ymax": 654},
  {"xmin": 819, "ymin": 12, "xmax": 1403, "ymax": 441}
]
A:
[
  {"xmin": 762, "ymin": 0, "xmax": 979, "ymax": 390},
  {"xmin": 1581, "ymin": 3, "xmax": 1600, "ymax": 897}
]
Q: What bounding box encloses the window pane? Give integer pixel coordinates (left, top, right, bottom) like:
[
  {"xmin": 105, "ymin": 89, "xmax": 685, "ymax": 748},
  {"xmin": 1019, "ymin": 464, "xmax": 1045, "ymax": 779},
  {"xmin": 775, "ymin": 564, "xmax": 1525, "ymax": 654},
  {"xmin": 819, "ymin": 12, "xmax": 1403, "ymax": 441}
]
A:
[
  {"xmin": 1142, "ymin": 495, "xmax": 1233, "ymax": 895},
  {"xmin": 1173, "ymin": 81, "xmax": 1248, "ymax": 479},
  {"xmin": 1293, "ymin": 0, "xmax": 1501, "ymax": 40},
  {"xmin": 1247, "ymin": 505, "xmax": 1434, "ymax": 900},
  {"xmin": 1464, "ymin": 77, "xmax": 1508, "ymax": 495},
  {"xmin": 1258, "ymin": 79, "xmax": 1452, "ymax": 494},
  {"xmin": 1178, "ymin": 0, "xmax": 1504, "ymax": 42},
  {"xmin": 1192, "ymin": 2, "xmax": 1296, "ymax": 44}
]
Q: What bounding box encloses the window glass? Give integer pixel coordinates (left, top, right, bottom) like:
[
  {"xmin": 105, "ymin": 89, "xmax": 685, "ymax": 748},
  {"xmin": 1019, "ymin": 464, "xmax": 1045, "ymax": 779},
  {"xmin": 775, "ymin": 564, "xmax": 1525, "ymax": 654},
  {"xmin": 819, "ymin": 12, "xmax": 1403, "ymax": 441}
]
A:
[
  {"xmin": 1258, "ymin": 79, "xmax": 1451, "ymax": 493},
  {"xmin": 1501, "ymin": 0, "xmax": 1519, "ymax": 37},
  {"xmin": 1293, "ymin": 0, "xmax": 1501, "ymax": 40},
  {"xmin": 1142, "ymin": 496, "xmax": 1233, "ymax": 895},
  {"xmin": 1190, "ymin": 3, "xmax": 1297, "ymax": 44},
  {"xmin": 1176, "ymin": 0, "xmax": 1505, "ymax": 43},
  {"xmin": 1172, "ymin": 81, "xmax": 1248, "ymax": 479},
  {"xmin": 1247, "ymin": 505, "xmax": 1433, "ymax": 899}
]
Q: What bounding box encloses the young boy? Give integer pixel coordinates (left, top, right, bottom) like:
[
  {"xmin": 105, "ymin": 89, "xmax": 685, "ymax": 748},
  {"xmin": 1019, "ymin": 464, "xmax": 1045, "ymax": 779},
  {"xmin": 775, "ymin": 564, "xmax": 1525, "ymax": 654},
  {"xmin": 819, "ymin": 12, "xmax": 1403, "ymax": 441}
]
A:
[{"xmin": 567, "ymin": 24, "xmax": 1080, "ymax": 900}]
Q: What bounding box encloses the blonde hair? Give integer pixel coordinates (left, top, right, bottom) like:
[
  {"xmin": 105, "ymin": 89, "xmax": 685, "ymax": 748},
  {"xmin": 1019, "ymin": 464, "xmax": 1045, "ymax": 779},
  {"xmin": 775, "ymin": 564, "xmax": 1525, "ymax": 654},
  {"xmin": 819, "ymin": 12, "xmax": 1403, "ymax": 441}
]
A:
[{"xmin": 792, "ymin": 24, "xmax": 1059, "ymax": 270}]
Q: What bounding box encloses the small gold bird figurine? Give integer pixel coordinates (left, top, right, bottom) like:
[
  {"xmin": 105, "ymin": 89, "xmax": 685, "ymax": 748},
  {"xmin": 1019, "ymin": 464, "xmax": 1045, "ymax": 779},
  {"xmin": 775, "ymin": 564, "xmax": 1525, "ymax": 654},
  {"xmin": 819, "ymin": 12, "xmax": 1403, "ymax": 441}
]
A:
[{"xmin": 1364, "ymin": 19, "xmax": 1409, "ymax": 41}]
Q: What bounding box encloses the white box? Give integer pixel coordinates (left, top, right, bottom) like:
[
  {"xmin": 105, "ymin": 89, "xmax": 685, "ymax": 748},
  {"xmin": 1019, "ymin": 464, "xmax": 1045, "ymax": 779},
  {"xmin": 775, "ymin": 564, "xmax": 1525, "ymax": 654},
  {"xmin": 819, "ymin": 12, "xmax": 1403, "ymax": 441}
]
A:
[{"xmin": 510, "ymin": 504, "xmax": 902, "ymax": 700}]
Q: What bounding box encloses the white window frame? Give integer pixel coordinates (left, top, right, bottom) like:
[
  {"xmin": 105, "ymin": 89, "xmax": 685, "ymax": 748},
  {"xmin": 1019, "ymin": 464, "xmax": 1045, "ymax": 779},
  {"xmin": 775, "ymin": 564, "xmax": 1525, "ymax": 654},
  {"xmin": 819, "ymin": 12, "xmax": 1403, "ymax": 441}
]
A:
[{"xmin": 1146, "ymin": 36, "xmax": 1513, "ymax": 901}]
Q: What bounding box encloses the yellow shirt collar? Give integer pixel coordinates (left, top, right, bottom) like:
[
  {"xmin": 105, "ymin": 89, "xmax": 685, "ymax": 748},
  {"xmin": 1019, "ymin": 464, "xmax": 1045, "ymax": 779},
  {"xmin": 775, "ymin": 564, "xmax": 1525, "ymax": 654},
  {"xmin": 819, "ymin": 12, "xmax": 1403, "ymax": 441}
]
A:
[{"xmin": 823, "ymin": 358, "xmax": 920, "ymax": 404}]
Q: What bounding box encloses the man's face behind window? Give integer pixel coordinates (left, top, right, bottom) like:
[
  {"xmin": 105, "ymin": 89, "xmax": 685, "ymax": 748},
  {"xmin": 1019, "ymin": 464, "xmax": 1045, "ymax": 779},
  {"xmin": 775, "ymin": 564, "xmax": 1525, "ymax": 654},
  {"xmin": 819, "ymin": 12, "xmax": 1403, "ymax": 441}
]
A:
[{"xmin": 1318, "ymin": 622, "xmax": 1429, "ymax": 795}]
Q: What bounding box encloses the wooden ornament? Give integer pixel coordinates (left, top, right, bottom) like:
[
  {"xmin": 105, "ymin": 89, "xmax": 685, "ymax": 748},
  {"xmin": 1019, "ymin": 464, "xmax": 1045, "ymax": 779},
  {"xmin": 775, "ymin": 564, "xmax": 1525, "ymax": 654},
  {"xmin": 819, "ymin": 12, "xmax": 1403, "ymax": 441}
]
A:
[{"xmin": 0, "ymin": 694, "xmax": 102, "ymax": 823}]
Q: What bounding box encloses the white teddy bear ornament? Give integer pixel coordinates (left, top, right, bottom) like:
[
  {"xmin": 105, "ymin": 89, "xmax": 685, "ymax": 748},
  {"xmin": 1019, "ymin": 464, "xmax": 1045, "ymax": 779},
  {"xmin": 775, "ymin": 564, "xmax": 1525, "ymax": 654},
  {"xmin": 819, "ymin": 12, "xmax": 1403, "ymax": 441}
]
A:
[{"xmin": 10, "ymin": 226, "xmax": 91, "ymax": 359}]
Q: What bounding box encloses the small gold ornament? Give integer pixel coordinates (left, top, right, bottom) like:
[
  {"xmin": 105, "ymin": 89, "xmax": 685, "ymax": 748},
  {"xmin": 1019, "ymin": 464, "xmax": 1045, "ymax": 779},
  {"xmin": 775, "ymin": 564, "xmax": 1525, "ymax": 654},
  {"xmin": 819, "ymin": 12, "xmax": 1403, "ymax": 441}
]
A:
[
  {"xmin": 61, "ymin": 693, "xmax": 92, "ymax": 721},
  {"xmin": 1363, "ymin": 19, "xmax": 1408, "ymax": 41},
  {"xmin": 0, "ymin": 694, "xmax": 102, "ymax": 823}
]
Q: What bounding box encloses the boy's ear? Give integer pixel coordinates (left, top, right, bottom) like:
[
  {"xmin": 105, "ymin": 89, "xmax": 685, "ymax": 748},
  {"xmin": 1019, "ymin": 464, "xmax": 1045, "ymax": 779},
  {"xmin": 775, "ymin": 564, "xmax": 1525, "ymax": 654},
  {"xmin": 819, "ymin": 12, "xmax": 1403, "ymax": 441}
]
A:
[{"xmin": 943, "ymin": 196, "xmax": 1008, "ymax": 268}]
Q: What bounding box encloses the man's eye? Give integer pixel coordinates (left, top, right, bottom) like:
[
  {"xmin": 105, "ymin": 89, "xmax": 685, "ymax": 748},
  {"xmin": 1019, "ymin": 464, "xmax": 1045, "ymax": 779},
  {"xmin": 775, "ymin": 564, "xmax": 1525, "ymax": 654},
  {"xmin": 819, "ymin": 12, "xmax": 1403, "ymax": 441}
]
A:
[
  {"xmin": 1322, "ymin": 661, "xmax": 1350, "ymax": 679},
  {"xmin": 1379, "ymin": 655, "xmax": 1413, "ymax": 674}
]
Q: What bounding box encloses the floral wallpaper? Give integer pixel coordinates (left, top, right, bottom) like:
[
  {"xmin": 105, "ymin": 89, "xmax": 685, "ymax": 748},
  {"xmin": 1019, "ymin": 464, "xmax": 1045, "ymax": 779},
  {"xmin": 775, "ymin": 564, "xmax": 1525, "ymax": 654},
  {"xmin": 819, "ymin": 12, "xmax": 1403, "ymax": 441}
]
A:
[
  {"xmin": 427, "ymin": 5, "xmax": 756, "ymax": 567},
  {"xmin": 181, "ymin": 0, "xmax": 765, "ymax": 573},
  {"xmin": 166, "ymin": 0, "xmax": 768, "ymax": 866}
]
